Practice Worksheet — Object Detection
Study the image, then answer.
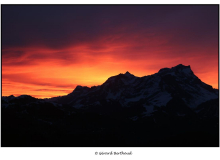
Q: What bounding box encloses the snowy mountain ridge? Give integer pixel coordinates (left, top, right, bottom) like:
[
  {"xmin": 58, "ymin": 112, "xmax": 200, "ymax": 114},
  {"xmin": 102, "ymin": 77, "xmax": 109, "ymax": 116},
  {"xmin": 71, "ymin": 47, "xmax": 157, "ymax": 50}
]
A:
[
  {"xmin": 46, "ymin": 64, "xmax": 218, "ymax": 117},
  {"xmin": 2, "ymin": 64, "xmax": 218, "ymax": 118},
  {"xmin": 2, "ymin": 64, "xmax": 218, "ymax": 147}
]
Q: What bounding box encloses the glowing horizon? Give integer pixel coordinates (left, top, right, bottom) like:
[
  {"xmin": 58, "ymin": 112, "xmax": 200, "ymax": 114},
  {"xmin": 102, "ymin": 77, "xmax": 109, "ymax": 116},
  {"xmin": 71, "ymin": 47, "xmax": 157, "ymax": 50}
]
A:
[
  {"xmin": 2, "ymin": 62, "xmax": 218, "ymax": 99},
  {"xmin": 2, "ymin": 5, "xmax": 218, "ymax": 98}
]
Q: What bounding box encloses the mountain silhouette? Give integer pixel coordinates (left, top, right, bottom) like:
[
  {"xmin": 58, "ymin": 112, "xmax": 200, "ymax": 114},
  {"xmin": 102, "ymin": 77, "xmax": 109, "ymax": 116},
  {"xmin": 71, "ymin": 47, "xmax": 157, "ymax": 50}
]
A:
[
  {"xmin": 48, "ymin": 64, "xmax": 218, "ymax": 117},
  {"xmin": 1, "ymin": 64, "xmax": 219, "ymax": 147}
]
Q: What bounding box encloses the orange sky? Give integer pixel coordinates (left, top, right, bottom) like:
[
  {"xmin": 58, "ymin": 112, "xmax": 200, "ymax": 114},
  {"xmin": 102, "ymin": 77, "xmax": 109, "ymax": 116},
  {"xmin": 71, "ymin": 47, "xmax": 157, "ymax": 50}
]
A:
[
  {"xmin": 2, "ymin": 44, "xmax": 218, "ymax": 98},
  {"xmin": 2, "ymin": 5, "xmax": 218, "ymax": 98}
]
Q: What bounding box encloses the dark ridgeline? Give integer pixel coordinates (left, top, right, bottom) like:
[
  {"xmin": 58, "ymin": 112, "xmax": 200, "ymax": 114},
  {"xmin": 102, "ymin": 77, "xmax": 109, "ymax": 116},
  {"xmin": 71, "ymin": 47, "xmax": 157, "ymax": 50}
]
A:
[{"xmin": 1, "ymin": 64, "xmax": 219, "ymax": 147}]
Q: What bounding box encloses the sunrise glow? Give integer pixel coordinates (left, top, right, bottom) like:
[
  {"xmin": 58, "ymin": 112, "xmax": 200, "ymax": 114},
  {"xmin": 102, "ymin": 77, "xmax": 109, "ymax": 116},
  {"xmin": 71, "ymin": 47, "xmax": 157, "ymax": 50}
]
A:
[{"xmin": 2, "ymin": 5, "xmax": 218, "ymax": 98}]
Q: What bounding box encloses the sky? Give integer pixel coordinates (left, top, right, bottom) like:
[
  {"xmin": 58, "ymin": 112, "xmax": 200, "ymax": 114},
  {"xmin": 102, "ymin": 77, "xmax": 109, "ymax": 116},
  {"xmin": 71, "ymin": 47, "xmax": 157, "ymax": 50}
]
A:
[{"xmin": 2, "ymin": 5, "xmax": 219, "ymax": 98}]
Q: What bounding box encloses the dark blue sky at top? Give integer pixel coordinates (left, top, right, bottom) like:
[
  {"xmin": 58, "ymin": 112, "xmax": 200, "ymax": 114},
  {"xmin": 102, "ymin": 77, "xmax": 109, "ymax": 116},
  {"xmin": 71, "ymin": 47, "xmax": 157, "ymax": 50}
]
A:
[
  {"xmin": 1, "ymin": 5, "xmax": 219, "ymax": 97},
  {"xmin": 2, "ymin": 5, "xmax": 218, "ymax": 50}
]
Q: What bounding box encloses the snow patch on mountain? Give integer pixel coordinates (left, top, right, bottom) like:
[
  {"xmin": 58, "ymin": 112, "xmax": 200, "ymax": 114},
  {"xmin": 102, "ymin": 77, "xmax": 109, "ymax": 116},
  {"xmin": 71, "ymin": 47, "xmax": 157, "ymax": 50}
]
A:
[
  {"xmin": 149, "ymin": 92, "xmax": 172, "ymax": 107},
  {"xmin": 13, "ymin": 64, "xmax": 217, "ymax": 118},
  {"xmin": 143, "ymin": 104, "xmax": 154, "ymax": 116},
  {"xmin": 130, "ymin": 116, "xmax": 139, "ymax": 121},
  {"xmin": 124, "ymin": 94, "xmax": 146, "ymax": 103},
  {"xmin": 106, "ymin": 90, "xmax": 122, "ymax": 100},
  {"xmin": 186, "ymin": 86, "xmax": 218, "ymax": 108}
]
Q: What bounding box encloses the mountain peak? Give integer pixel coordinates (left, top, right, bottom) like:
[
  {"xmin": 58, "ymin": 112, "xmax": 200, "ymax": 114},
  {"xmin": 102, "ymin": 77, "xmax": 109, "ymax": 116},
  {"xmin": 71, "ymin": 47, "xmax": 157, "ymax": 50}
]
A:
[
  {"xmin": 75, "ymin": 85, "xmax": 83, "ymax": 89},
  {"xmin": 123, "ymin": 71, "xmax": 136, "ymax": 79},
  {"xmin": 173, "ymin": 64, "xmax": 191, "ymax": 69},
  {"xmin": 158, "ymin": 64, "xmax": 193, "ymax": 75},
  {"xmin": 18, "ymin": 95, "xmax": 35, "ymax": 99},
  {"xmin": 74, "ymin": 85, "xmax": 90, "ymax": 92},
  {"xmin": 8, "ymin": 95, "xmax": 15, "ymax": 98},
  {"xmin": 175, "ymin": 64, "xmax": 189, "ymax": 67},
  {"xmin": 172, "ymin": 64, "xmax": 193, "ymax": 75},
  {"xmin": 125, "ymin": 71, "xmax": 132, "ymax": 75}
]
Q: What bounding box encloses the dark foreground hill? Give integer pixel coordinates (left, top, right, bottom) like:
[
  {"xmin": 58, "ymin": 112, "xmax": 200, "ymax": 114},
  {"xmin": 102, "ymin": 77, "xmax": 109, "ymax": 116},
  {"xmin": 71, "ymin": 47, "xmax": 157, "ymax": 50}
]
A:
[{"xmin": 1, "ymin": 64, "xmax": 219, "ymax": 147}]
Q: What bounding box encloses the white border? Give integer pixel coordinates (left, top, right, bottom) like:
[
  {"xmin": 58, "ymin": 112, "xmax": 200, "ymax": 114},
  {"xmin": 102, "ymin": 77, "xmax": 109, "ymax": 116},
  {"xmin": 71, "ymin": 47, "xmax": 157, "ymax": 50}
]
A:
[{"xmin": 0, "ymin": 2, "xmax": 219, "ymax": 160}]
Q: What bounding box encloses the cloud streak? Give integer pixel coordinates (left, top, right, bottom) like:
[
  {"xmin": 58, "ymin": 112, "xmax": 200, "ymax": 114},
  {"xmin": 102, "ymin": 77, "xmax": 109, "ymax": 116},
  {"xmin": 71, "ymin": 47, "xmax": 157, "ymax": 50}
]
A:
[{"xmin": 2, "ymin": 5, "xmax": 218, "ymax": 98}]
